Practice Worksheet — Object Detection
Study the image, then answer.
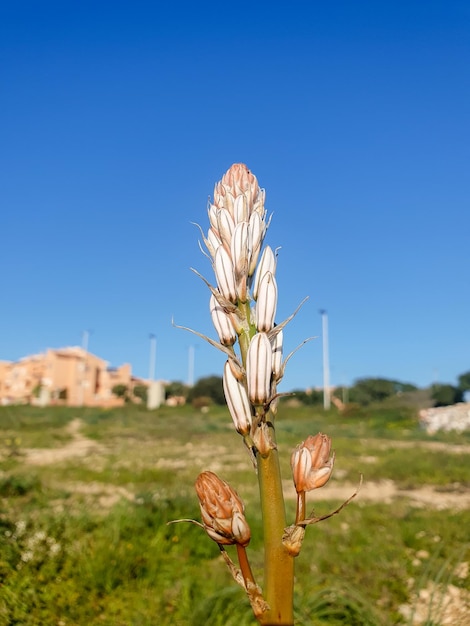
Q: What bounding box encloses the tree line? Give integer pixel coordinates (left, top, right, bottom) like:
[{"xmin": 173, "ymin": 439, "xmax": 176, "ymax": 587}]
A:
[{"xmin": 150, "ymin": 370, "xmax": 470, "ymax": 409}]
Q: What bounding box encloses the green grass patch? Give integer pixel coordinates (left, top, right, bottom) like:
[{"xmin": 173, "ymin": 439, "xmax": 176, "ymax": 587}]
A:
[{"xmin": 0, "ymin": 404, "xmax": 469, "ymax": 625}]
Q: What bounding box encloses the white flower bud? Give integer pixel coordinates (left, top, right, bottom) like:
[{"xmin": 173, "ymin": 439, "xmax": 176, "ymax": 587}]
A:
[
  {"xmin": 228, "ymin": 356, "xmax": 245, "ymax": 380},
  {"xmin": 223, "ymin": 361, "xmax": 252, "ymax": 435},
  {"xmin": 234, "ymin": 194, "xmax": 248, "ymax": 224},
  {"xmin": 248, "ymin": 212, "xmax": 265, "ymax": 276},
  {"xmin": 214, "ymin": 246, "xmax": 237, "ymax": 303},
  {"xmin": 246, "ymin": 332, "xmax": 272, "ymax": 405},
  {"xmin": 231, "ymin": 222, "xmax": 250, "ymax": 281},
  {"xmin": 208, "ymin": 203, "xmax": 219, "ymax": 231},
  {"xmin": 210, "ymin": 295, "xmax": 237, "ymax": 346},
  {"xmin": 271, "ymin": 329, "xmax": 283, "ymax": 381},
  {"xmin": 253, "ymin": 246, "xmax": 276, "ymax": 300},
  {"xmin": 231, "ymin": 222, "xmax": 250, "ymax": 302},
  {"xmin": 255, "ymin": 272, "xmax": 277, "ymax": 332},
  {"xmin": 214, "ymin": 182, "xmax": 234, "ymax": 215},
  {"xmin": 205, "ymin": 228, "xmax": 222, "ymax": 259},
  {"xmin": 216, "ymin": 208, "xmax": 235, "ymax": 251},
  {"xmin": 252, "ymin": 188, "xmax": 266, "ymax": 220}
]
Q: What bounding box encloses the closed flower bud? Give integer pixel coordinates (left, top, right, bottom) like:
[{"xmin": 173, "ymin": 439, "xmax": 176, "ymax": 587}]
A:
[
  {"xmin": 223, "ymin": 360, "xmax": 252, "ymax": 435},
  {"xmin": 271, "ymin": 329, "xmax": 283, "ymax": 381},
  {"xmin": 234, "ymin": 194, "xmax": 248, "ymax": 224},
  {"xmin": 214, "ymin": 182, "xmax": 235, "ymax": 216},
  {"xmin": 221, "ymin": 163, "xmax": 259, "ymax": 210},
  {"xmin": 252, "ymin": 187, "xmax": 266, "ymax": 220},
  {"xmin": 208, "ymin": 203, "xmax": 219, "ymax": 231},
  {"xmin": 195, "ymin": 471, "xmax": 251, "ymax": 546},
  {"xmin": 205, "ymin": 228, "xmax": 222, "ymax": 259},
  {"xmin": 231, "ymin": 222, "xmax": 250, "ymax": 302},
  {"xmin": 253, "ymin": 246, "xmax": 276, "ymax": 301},
  {"xmin": 216, "ymin": 208, "xmax": 235, "ymax": 251},
  {"xmin": 246, "ymin": 332, "xmax": 273, "ymax": 405},
  {"xmin": 214, "ymin": 246, "xmax": 237, "ymax": 303},
  {"xmin": 210, "ymin": 295, "xmax": 237, "ymax": 346},
  {"xmin": 291, "ymin": 433, "xmax": 335, "ymax": 493},
  {"xmin": 255, "ymin": 271, "xmax": 277, "ymax": 332},
  {"xmin": 248, "ymin": 212, "xmax": 265, "ymax": 276},
  {"xmin": 227, "ymin": 356, "xmax": 245, "ymax": 381}
]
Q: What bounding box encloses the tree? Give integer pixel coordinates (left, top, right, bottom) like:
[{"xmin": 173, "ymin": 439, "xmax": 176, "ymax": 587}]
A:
[
  {"xmin": 458, "ymin": 371, "xmax": 470, "ymax": 392},
  {"xmin": 290, "ymin": 389, "xmax": 323, "ymax": 406},
  {"xmin": 187, "ymin": 376, "xmax": 225, "ymax": 405},
  {"xmin": 165, "ymin": 381, "xmax": 189, "ymax": 400},
  {"xmin": 348, "ymin": 377, "xmax": 417, "ymax": 406},
  {"xmin": 431, "ymin": 384, "xmax": 463, "ymax": 407},
  {"xmin": 133, "ymin": 384, "xmax": 148, "ymax": 403},
  {"xmin": 112, "ymin": 384, "xmax": 129, "ymax": 401}
]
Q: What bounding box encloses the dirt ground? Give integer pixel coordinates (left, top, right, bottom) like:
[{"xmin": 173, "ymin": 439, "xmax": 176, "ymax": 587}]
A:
[{"xmin": 22, "ymin": 418, "xmax": 470, "ymax": 511}]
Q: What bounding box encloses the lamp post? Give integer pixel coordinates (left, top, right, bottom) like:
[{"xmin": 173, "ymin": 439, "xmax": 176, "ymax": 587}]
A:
[
  {"xmin": 319, "ymin": 310, "xmax": 331, "ymax": 410},
  {"xmin": 188, "ymin": 345, "xmax": 195, "ymax": 387},
  {"xmin": 79, "ymin": 329, "xmax": 92, "ymax": 406},
  {"xmin": 147, "ymin": 333, "xmax": 162, "ymax": 410},
  {"xmin": 82, "ymin": 329, "xmax": 90, "ymax": 354},
  {"xmin": 148, "ymin": 333, "xmax": 156, "ymax": 382}
]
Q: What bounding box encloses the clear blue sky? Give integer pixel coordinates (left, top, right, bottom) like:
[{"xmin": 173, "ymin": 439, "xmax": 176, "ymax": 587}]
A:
[{"xmin": 1, "ymin": 1, "xmax": 469, "ymax": 391}]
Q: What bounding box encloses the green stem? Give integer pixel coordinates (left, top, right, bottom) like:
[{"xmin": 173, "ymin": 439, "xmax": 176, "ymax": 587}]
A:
[{"xmin": 257, "ymin": 439, "xmax": 295, "ymax": 625}]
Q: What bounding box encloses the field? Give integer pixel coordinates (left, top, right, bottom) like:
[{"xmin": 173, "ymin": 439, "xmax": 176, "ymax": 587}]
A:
[{"xmin": 0, "ymin": 402, "xmax": 469, "ymax": 625}]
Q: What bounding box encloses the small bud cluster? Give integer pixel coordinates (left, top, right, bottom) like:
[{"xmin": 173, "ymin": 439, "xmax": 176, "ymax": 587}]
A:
[
  {"xmin": 291, "ymin": 433, "xmax": 335, "ymax": 493},
  {"xmin": 195, "ymin": 471, "xmax": 251, "ymax": 546},
  {"xmin": 199, "ymin": 163, "xmax": 287, "ymax": 450}
]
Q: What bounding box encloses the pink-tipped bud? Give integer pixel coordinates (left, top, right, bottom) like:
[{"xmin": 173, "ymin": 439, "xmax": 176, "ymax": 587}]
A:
[
  {"xmin": 291, "ymin": 433, "xmax": 335, "ymax": 493},
  {"xmin": 253, "ymin": 246, "xmax": 276, "ymax": 301},
  {"xmin": 223, "ymin": 360, "xmax": 252, "ymax": 435},
  {"xmin": 210, "ymin": 295, "xmax": 237, "ymax": 346},
  {"xmin": 214, "ymin": 246, "xmax": 237, "ymax": 303},
  {"xmin": 255, "ymin": 271, "xmax": 277, "ymax": 332},
  {"xmin": 246, "ymin": 332, "xmax": 272, "ymax": 406},
  {"xmin": 195, "ymin": 471, "xmax": 251, "ymax": 546},
  {"xmin": 222, "ymin": 163, "xmax": 259, "ymax": 204}
]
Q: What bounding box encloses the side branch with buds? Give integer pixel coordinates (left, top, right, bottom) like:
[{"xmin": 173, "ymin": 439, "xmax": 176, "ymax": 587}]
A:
[{"xmin": 173, "ymin": 163, "xmax": 357, "ymax": 625}]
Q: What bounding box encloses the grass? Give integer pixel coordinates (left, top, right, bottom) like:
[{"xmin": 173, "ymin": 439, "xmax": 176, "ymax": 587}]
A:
[{"xmin": 0, "ymin": 403, "xmax": 469, "ymax": 625}]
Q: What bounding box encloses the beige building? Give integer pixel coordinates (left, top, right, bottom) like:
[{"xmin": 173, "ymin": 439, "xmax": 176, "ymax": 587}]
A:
[{"xmin": 0, "ymin": 347, "xmax": 145, "ymax": 407}]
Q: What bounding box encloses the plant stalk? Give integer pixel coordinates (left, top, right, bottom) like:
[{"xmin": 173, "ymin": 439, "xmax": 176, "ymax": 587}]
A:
[{"xmin": 257, "ymin": 437, "xmax": 295, "ymax": 625}]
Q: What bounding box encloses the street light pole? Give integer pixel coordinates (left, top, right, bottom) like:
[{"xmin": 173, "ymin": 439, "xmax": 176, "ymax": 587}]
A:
[
  {"xmin": 319, "ymin": 310, "xmax": 331, "ymax": 410},
  {"xmin": 82, "ymin": 329, "xmax": 90, "ymax": 354},
  {"xmin": 79, "ymin": 329, "xmax": 91, "ymax": 406},
  {"xmin": 149, "ymin": 334, "xmax": 156, "ymax": 381},
  {"xmin": 188, "ymin": 345, "xmax": 195, "ymax": 387}
]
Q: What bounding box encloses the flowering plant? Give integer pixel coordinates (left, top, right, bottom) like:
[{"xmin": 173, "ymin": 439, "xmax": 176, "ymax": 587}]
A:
[{"xmin": 173, "ymin": 164, "xmax": 358, "ymax": 625}]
